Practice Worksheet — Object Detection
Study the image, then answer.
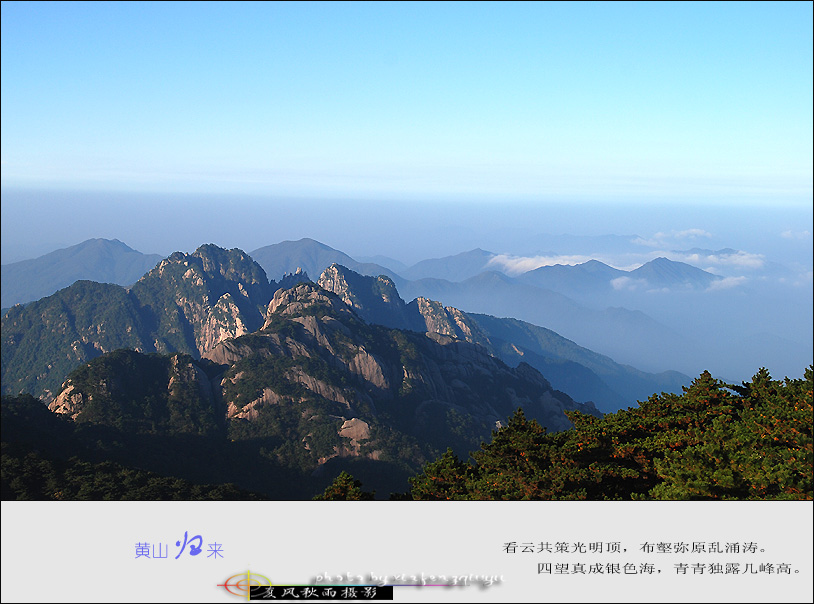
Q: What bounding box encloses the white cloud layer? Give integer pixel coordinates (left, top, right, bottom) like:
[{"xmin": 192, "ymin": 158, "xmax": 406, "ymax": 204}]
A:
[
  {"xmin": 781, "ymin": 230, "xmax": 812, "ymax": 240},
  {"xmin": 674, "ymin": 228, "xmax": 714, "ymax": 239},
  {"xmin": 611, "ymin": 276, "xmax": 647, "ymax": 291},
  {"xmin": 486, "ymin": 254, "xmax": 596, "ymax": 275},
  {"xmin": 633, "ymin": 229, "xmax": 713, "ymax": 247},
  {"xmin": 707, "ymin": 276, "xmax": 748, "ymax": 291},
  {"xmin": 673, "ymin": 250, "xmax": 765, "ymax": 270}
]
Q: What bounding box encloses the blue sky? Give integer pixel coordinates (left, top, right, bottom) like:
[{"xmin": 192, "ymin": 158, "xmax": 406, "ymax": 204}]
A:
[{"xmin": 2, "ymin": 1, "xmax": 812, "ymax": 200}]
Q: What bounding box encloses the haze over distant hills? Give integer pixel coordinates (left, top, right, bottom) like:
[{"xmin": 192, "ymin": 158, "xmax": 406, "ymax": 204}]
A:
[
  {"xmin": 2, "ymin": 243, "xmax": 687, "ymax": 414},
  {"xmin": 315, "ymin": 263, "xmax": 687, "ymax": 411},
  {"xmin": 398, "ymin": 249, "xmax": 498, "ymax": 282},
  {"xmin": 250, "ymin": 238, "xmax": 400, "ymax": 284},
  {"xmin": 3, "ymin": 233, "xmax": 811, "ymax": 384},
  {"xmin": 1, "ymin": 238, "xmax": 162, "ymax": 309}
]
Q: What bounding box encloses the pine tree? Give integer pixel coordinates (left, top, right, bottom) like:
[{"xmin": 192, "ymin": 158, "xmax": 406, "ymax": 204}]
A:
[{"xmin": 313, "ymin": 472, "xmax": 375, "ymax": 500}]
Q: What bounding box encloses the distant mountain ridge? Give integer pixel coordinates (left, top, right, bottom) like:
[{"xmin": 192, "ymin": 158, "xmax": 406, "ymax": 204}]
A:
[
  {"xmin": 241, "ymin": 240, "xmax": 716, "ymax": 374},
  {"xmin": 2, "ymin": 245, "xmax": 276, "ymax": 399},
  {"xmin": 4, "ymin": 233, "xmax": 807, "ymax": 387},
  {"xmin": 2, "ymin": 243, "xmax": 693, "ymax": 411},
  {"xmin": 250, "ymin": 238, "xmax": 399, "ymax": 283},
  {"xmin": 312, "ymin": 263, "xmax": 690, "ymax": 411},
  {"xmin": 517, "ymin": 260, "xmax": 625, "ymax": 296},
  {"xmin": 398, "ymin": 248, "xmax": 497, "ymax": 282},
  {"xmin": 629, "ymin": 257, "xmax": 721, "ymax": 289},
  {"xmin": 1, "ymin": 238, "xmax": 163, "ymax": 309},
  {"xmin": 396, "ymin": 269, "xmax": 695, "ymax": 375}
]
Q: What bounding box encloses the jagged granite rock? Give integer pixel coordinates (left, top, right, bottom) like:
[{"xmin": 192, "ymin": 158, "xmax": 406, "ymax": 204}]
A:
[
  {"xmin": 207, "ymin": 278, "xmax": 598, "ymax": 462},
  {"xmin": 407, "ymin": 297, "xmax": 492, "ymax": 345},
  {"xmin": 48, "ymin": 383, "xmax": 87, "ymax": 421},
  {"xmin": 313, "ymin": 266, "xmax": 688, "ymax": 414},
  {"xmin": 276, "ymin": 267, "xmax": 312, "ymax": 292},
  {"xmin": 34, "ymin": 269, "xmax": 603, "ymax": 499},
  {"xmin": 264, "ymin": 281, "xmax": 357, "ymax": 324},
  {"xmin": 48, "ymin": 349, "xmax": 221, "ymax": 437},
  {"xmin": 131, "ymin": 244, "xmax": 275, "ymax": 356},
  {"xmin": 2, "ymin": 245, "xmax": 277, "ymax": 399},
  {"xmin": 318, "ymin": 264, "xmax": 419, "ymax": 330},
  {"xmin": 339, "ymin": 417, "xmax": 371, "ymax": 441}
]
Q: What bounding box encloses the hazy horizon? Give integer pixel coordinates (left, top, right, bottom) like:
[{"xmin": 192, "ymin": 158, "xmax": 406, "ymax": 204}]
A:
[
  {"xmin": 2, "ymin": 185, "xmax": 811, "ymax": 387},
  {"xmin": 3, "ymin": 2, "xmax": 810, "ymax": 270},
  {"xmin": 2, "ymin": 186, "xmax": 811, "ymax": 266}
]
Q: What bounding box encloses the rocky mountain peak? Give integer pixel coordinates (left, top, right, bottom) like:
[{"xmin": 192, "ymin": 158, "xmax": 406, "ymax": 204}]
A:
[
  {"xmin": 146, "ymin": 245, "xmax": 269, "ymax": 291},
  {"xmin": 191, "ymin": 244, "xmax": 270, "ymax": 288},
  {"xmin": 277, "ymin": 267, "xmax": 312, "ymax": 292},
  {"xmin": 263, "ymin": 282, "xmax": 357, "ymax": 325},
  {"xmin": 129, "ymin": 245, "xmax": 276, "ymax": 356},
  {"xmin": 317, "ymin": 264, "xmax": 416, "ymax": 330},
  {"xmin": 630, "ymin": 257, "xmax": 720, "ymax": 288},
  {"xmin": 408, "ymin": 297, "xmax": 491, "ymax": 346}
]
